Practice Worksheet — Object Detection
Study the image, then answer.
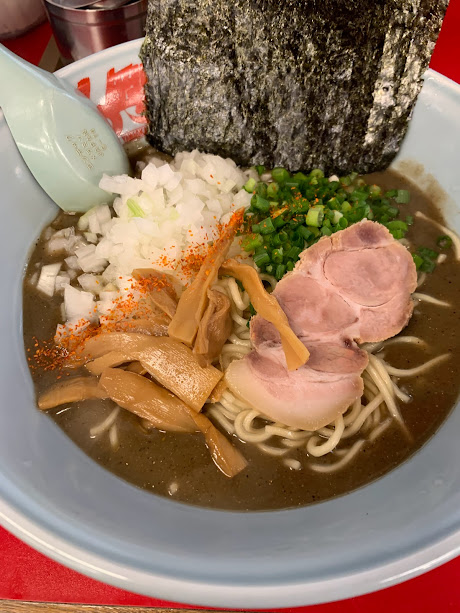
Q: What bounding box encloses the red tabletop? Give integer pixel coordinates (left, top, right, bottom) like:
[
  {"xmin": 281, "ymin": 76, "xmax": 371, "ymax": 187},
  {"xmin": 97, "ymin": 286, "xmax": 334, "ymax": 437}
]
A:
[{"xmin": 2, "ymin": 1, "xmax": 460, "ymax": 609}]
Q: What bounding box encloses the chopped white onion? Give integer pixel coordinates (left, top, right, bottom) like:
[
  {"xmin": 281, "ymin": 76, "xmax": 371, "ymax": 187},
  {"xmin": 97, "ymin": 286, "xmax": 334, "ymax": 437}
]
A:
[
  {"xmin": 84, "ymin": 232, "xmax": 98, "ymax": 244},
  {"xmin": 95, "ymin": 204, "xmax": 111, "ymax": 227},
  {"xmin": 65, "ymin": 255, "xmax": 80, "ymax": 271},
  {"xmin": 46, "ymin": 237, "xmax": 70, "ymax": 255},
  {"xmin": 88, "ymin": 213, "xmax": 101, "ymax": 235},
  {"xmin": 46, "ymin": 227, "xmax": 77, "ymax": 255},
  {"xmin": 78, "ymin": 273, "xmax": 102, "ymax": 294},
  {"xmin": 99, "ymin": 173, "xmax": 143, "ymax": 197},
  {"xmin": 63, "ymin": 284, "xmax": 96, "ymax": 322},
  {"xmin": 54, "ymin": 151, "xmax": 253, "ymax": 328},
  {"xmin": 75, "ymin": 244, "xmax": 107, "ymax": 273},
  {"xmin": 36, "ymin": 262, "xmax": 62, "ymax": 297},
  {"xmin": 55, "ymin": 272, "xmax": 70, "ymax": 293}
]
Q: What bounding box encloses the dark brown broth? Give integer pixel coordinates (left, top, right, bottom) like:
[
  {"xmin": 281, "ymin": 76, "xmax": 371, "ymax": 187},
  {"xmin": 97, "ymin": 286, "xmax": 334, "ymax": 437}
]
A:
[{"xmin": 22, "ymin": 171, "xmax": 460, "ymax": 511}]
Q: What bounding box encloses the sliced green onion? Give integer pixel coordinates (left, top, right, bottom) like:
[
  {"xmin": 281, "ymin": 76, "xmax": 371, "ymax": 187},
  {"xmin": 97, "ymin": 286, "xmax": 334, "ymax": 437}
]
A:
[
  {"xmin": 395, "ymin": 189, "xmax": 410, "ymax": 204},
  {"xmin": 254, "ymin": 252, "xmax": 270, "ymax": 268},
  {"xmin": 292, "ymin": 199, "xmax": 310, "ymax": 213},
  {"xmin": 255, "ymin": 182, "xmax": 268, "ymax": 198},
  {"xmin": 127, "ymin": 199, "xmax": 145, "ymax": 218},
  {"xmin": 419, "ymin": 258, "xmax": 436, "ymax": 273},
  {"xmin": 285, "ymin": 246, "xmax": 302, "ymax": 260},
  {"xmin": 279, "ymin": 231, "xmax": 289, "ymax": 243},
  {"xmin": 387, "ymin": 220, "xmax": 408, "ymax": 232},
  {"xmin": 242, "ymin": 173, "xmax": 416, "ymax": 274},
  {"xmin": 241, "ymin": 234, "xmax": 263, "ymax": 252},
  {"xmin": 254, "ymin": 245, "xmax": 267, "ymax": 256},
  {"xmin": 331, "ymin": 210, "xmax": 343, "ymax": 225},
  {"xmin": 275, "ymin": 264, "xmax": 286, "ymax": 280},
  {"xmin": 305, "ymin": 207, "xmax": 324, "ymax": 227},
  {"xmin": 262, "ymin": 234, "xmax": 273, "ymax": 246},
  {"xmin": 298, "ymin": 225, "xmax": 313, "ymax": 240},
  {"xmin": 285, "ymin": 180, "xmax": 300, "ymax": 189},
  {"xmin": 369, "ymin": 184, "xmax": 381, "ymax": 196},
  {"xmin": 259, "ymin": 217, "xmax": 276, "ymax": 234},
  {"xmin": 273, "ymin": 215, "xmax": 286, "ymax": 229},
  {"xmin": 255, "ymin": 165, "xmax": 265, "ymax": 176},
  {"xmin": 415, "ymin": 246, "xmax": 438, "ymax": 273},
  {"xmin": 437, "ymin": 235, "xmax": 453, "ymax": 249},
  {"xmin": 253, "ymin": 194, "xmax": 271, "ymax": 212},
  {"xmin": 293, "ymin": 172, "xmax": 308, "ymax": 182},
  {"xmin": 267, "ymin": 182, "xmax": 280, "ymax": 199},
  {"xmin": 244, "ymin": 177, "xmax": 257, "ymax": 193},
  {"xmin": 272, "ymin": 247, "xmax": 284, "ymax": 264},
  {"xmin": 417, "ymin": 246, "xmax": 438, "ymax": 260},
  {"xmin": 291, "ymin": 235, "xmax": 304, "ymax": 249},
  {"xmin": 351, "ymin": 189, "xmax": 368, "ymax": 203},
  {"xmin": 272, "ymin": 167, "xmax": 290, "ymax": 184},
  {"xmin": 328, "ymin": 197, "xmax": 341, "ymax": 210},
  {"xmin": 412, "ymin": 254, "xmax": 423, "ymax": 269}
]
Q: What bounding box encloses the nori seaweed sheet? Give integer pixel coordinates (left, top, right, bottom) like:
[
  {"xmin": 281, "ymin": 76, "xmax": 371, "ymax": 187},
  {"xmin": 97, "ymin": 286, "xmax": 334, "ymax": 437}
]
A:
[{"xmin": 140, "ymin": 0, "xmax": 448, "ymax": 174}]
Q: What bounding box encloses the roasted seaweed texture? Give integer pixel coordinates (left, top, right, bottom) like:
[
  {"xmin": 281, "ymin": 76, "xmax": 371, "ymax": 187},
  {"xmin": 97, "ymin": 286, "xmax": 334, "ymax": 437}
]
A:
[{"xmin": 140, "ymin": 0, "xmax": 448, "ymax": 174}]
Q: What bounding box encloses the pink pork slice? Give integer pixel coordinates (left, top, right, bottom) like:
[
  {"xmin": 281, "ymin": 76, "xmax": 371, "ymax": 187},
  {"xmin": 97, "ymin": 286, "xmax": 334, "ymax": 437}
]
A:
[
  {"xmin": 226, "ymin": 220, "xmax": 417, "ymax": 430},
  {"xmin": 225, "ymin": 346, "xmax": 366, "ymax": 431},
  {"xmin": 228, "ymin": 319, "xmax": 368, "ymax": 430},
  {"xmin": 291, "ymin": 218, "xmax": 418, "ymax": 343}
]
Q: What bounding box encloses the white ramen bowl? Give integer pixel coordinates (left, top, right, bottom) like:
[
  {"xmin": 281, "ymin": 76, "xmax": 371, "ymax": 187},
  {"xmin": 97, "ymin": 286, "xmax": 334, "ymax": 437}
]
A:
[{"xmin": 0, "ymin": 40, "xmax": 459, "ymax": 608}]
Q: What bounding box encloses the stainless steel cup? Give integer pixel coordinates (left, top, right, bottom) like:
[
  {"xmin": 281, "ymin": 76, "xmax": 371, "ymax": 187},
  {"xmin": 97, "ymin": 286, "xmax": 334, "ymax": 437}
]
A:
[{"xmin": 42, "ymin": 0, "xmax": 147, "ymax": 63}]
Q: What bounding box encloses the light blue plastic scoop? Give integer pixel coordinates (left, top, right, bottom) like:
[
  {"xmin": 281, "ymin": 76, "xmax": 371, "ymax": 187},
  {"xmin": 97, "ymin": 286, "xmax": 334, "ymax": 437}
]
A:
[{"xmin": 0, "ymin": 44, "xmax": 131, "ymax": 212}]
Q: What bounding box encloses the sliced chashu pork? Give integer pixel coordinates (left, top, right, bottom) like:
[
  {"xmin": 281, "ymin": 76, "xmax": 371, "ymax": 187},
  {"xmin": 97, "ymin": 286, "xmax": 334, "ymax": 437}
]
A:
[
  {"xmin": 250, "ymin": 317, "xmax": 368, "ymax": 374},
  {"xmin": 230, "ymin": 316, "xmax": 368, "ymax": 430},
  {"xmin": 226, "ymin": 343, "xmax": 367, "ymax": 431},
  {"xmin": 226, "ymin": 220, "xmax": 417, "ymax": 430},
  {"xmin": 230, "ymin": 315, "xmax": 368, "ymax": 430},
  {"xmin": 290, "ymin": 218, "xmax": 418, "ymax": 343},
  {"xmin": 266, "ymin": 274, "xmax": 358, "ymax": 342}
]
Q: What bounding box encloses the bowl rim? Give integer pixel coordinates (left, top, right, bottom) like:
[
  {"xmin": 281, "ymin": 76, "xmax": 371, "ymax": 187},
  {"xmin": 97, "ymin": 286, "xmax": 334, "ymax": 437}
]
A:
[{"xmin": 1, "ymin": 495, "xmax": 459, "ymax": 607}]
